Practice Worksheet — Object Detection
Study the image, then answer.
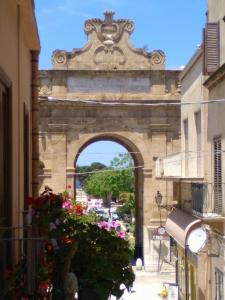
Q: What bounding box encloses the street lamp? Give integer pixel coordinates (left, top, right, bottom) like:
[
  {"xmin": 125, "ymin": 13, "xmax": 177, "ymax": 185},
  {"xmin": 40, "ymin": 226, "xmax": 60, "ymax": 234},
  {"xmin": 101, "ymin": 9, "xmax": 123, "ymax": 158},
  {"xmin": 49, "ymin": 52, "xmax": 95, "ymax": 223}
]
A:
[
  {"xmin": 155, "ymin": 191, "xmax": 163, "ymax": 207},
  {"xmin": 155, "ymin": 191, "xmax": 163, "ymax": 272},
  {"xmin": 155, "ymin": 191, "xmax": 175, "ymax": 211}
]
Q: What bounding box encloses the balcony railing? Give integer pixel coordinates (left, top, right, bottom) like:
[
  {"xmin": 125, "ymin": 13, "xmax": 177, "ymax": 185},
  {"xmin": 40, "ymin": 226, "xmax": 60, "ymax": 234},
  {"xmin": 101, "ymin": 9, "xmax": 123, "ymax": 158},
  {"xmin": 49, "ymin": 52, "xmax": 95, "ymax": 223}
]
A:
[
  {"xmin": 0, "ymin": 226, "xmax": 46, "ymax": 296},
  {"xmin": 171, "ymin": 181, "xmax": 224, "ymax": 219},
  {"xmin": 191, "ymin": 183, "xmax": 224, "ymax": 219}
]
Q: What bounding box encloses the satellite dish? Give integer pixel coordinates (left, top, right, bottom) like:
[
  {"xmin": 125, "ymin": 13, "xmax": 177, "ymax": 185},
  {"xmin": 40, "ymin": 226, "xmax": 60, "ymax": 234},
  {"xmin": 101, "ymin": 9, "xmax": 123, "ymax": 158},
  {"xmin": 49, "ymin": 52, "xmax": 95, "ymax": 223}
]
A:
[{"xmin": 187, "ymin": 227, "xmax": 207, "ymax": 253}]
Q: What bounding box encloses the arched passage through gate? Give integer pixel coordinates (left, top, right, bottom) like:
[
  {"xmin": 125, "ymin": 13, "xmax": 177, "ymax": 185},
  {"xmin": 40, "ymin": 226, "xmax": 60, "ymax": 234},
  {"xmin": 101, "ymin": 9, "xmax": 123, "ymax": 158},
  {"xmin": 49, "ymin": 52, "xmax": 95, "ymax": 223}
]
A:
[{"xmin": 74, "ymin": 134, "xmax": 144, "ymax": 259}]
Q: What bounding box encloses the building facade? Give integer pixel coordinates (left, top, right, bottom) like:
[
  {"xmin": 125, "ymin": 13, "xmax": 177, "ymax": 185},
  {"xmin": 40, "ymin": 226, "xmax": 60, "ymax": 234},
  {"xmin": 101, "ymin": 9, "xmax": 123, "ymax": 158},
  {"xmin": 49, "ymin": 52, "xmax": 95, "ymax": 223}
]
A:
[
  {"xmin": 156, "ymin": 1, "xmax": 225, "ymax": 299},
  {"xmin": 38, "ymin": 12, "xmax": 181, "ymax": 270},
  {"xmin": 204, "ymin": 1, "xmax": 225, "ymax": 299},
  {"xmin": 0, "ymin": 0, "xmax": 40, "ymax": 289}
]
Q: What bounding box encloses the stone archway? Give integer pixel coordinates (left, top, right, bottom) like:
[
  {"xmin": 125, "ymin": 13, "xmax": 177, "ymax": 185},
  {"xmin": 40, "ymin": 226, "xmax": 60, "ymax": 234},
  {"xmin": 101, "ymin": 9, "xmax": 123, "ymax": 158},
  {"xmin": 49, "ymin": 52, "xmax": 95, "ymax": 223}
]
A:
[
  {"xmin": 38, "ymin": 12, "xmax": 181, "ymax": 269},
  {"xmin": 73, "ymin": 134, "xmax": 144, "ymax": 259}
]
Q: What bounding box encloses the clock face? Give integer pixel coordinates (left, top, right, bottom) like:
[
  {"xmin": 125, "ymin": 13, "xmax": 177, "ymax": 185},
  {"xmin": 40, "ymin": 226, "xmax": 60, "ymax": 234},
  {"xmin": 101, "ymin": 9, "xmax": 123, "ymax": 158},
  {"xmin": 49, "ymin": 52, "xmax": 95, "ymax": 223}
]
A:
[{"xmin": 158, "ymin": 226, "xmax": 166, "ymax": 235}]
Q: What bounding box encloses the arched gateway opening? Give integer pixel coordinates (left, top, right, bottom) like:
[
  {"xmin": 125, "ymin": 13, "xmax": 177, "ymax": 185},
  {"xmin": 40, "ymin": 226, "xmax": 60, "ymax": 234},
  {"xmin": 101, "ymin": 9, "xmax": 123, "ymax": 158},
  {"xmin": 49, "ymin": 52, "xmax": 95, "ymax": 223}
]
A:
[
  {"xmin": 38, "ymin": 12, "xmax": 181, "ymax": 270},
  {"xmin": 74, "ymin": 136, "xmax": 144, "ymax": 259}
]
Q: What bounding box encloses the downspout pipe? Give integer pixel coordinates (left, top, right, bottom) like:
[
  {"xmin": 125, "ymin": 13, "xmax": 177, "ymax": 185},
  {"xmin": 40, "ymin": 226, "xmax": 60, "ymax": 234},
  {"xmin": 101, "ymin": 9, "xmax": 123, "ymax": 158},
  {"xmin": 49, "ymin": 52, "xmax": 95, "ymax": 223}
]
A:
[
  {"xmin": 185, "ymin": 246, "xmax": 189, "ymax": 300},
  {"xmin": 27, "ymin": 50, "xmax": 40, "ymax": 294},
  {"xmin": 31, "ymin": 50, "xmax": 40, "ymax": 198}
]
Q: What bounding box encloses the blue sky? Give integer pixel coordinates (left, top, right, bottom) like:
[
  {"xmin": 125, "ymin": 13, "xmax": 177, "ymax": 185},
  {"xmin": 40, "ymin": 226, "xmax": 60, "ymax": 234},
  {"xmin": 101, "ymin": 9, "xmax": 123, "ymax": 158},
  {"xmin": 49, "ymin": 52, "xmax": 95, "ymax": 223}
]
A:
[
  {"xmin": 35, "ymin": 0, "xmax": 207, "ymax": 166},
  {"xmin": 35, "ymin": 0, "xmax": 207, "ymax": 70},
  {"xmin": 76, "ymin": 141, "xmax": 127, "ymax": 166}
]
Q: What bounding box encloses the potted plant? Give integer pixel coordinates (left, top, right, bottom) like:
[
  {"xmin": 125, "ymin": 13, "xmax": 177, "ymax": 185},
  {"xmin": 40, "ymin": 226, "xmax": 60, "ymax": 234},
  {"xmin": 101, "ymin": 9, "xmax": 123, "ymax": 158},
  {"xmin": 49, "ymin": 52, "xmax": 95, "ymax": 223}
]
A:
[
  {"xmin": 71, "ymin": 220, "xmax": 134, "ymax": 300},
  {"xmin": 2, "ymin": 188, "xmax": 135, "ymax": 299}
]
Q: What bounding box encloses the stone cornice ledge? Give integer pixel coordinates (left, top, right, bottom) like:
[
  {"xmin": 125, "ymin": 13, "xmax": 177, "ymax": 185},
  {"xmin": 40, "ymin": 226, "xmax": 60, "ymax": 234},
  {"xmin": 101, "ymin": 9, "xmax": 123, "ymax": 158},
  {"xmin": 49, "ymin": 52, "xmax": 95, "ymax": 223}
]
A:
[{"xmin": 204, "ymin": 63, "xmax": 225, "ymax": 89}]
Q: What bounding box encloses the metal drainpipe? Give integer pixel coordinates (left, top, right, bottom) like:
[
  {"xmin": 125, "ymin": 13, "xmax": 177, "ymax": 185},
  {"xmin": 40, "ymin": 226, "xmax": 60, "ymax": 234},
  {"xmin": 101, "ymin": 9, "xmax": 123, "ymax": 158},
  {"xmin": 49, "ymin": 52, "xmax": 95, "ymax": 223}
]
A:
[
  {"xmin": 31, "ymin": 50, "xmax": 40, "ymax": 198},
  {"xmin": 185, "ymin": 246, "xmax": 189, "ymax": 300},
  {"xmin": 27, "ymin": 50, "xmax": 40, "ymax": 294}
]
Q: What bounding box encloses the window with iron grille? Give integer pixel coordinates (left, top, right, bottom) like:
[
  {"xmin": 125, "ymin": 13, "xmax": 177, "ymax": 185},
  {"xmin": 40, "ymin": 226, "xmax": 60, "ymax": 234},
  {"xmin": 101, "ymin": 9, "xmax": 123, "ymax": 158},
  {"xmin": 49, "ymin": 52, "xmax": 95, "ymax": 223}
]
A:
[
  {"xmin": 215, "ymin": 268, "xmax": 224, "ymax": 300},
  {"xmin": 214, "ymin": 137, "xmax": 222, "ymax": 214}
]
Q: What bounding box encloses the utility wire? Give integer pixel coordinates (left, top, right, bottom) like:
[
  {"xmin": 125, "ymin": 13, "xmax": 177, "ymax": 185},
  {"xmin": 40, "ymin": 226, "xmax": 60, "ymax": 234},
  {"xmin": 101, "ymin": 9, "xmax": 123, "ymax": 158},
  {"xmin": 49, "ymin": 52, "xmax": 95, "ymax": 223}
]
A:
[
  {"xmin": 39, "ymin": 96, "xmax": 225, "ymax": 106},
  {"xmin": 38, "ymin": 165, "xmax": 144, "ymax": 177},
  {"xmin": 38, "ymin": 150, "xmax": 225, "ymax": 155}
]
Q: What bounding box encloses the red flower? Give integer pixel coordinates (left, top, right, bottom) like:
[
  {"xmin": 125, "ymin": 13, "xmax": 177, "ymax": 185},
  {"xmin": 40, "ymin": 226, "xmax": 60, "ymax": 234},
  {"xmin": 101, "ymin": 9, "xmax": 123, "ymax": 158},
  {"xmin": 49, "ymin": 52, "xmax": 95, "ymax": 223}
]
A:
[
  {"xmin": 24, "ymin": 197, "xmax": 34, "ymax": 206},
  {"xmin": 45, "ymin": 243, "xmax": 53, "ymax": 252},
  {"xmin": 67, "ymin": 184, "xmax": 72, "ymax": 189},
  {"xmin": 39, "ymin": 281, "xmax": 49, "ymax": 291},
  {"xmin": 62, "ymin": 236, "xmax": 72, "ymax": 244},
  {"xmin": 74, "ymin": 204, "xmax": 83, "ymax": 215}
]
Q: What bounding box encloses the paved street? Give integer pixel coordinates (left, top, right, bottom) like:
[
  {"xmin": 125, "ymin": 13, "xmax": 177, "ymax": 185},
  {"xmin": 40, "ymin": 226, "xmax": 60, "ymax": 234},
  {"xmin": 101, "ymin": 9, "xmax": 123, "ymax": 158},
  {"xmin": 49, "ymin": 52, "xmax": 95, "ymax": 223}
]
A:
[{"xmin": 111, "ymin": 270, "xmax": 176, "ymax": 300}]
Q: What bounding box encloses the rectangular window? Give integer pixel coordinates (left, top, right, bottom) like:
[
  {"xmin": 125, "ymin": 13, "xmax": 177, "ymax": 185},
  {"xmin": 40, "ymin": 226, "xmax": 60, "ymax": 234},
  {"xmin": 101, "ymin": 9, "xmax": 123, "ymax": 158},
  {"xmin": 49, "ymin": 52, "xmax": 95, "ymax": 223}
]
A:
[
  {"xmin": 184, "ymin": 119, "xmax": 189, "ymax": 177},
  {"xmin": 195, "ymin": 111, "xmax": 202, "ymax": 177},
  {"xmin": 214, "ymin": 137, "xmax": 222, "ymax": 214},
  {"xmin": 215, "ymin": 268, "xmax": 224, "ymax": 300}
]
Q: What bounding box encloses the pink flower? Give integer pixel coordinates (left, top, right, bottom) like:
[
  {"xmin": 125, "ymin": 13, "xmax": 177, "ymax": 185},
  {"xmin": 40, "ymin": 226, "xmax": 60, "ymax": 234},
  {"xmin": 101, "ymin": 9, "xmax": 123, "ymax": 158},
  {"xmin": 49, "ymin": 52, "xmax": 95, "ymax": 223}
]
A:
[
  {"xmin": 62, "ymin": 200, "xmax": 71, "ymax": 209},
  {"xmin": 117, "ymin": 231, "xmax": 126, "ymax": 239},
  {"xmin": 97, "ymin": 221, "xmax": 109, "ymax": 230},
  {"xmin": 110, "ymin": 220, "xmax": 120, "ymax": 229}
]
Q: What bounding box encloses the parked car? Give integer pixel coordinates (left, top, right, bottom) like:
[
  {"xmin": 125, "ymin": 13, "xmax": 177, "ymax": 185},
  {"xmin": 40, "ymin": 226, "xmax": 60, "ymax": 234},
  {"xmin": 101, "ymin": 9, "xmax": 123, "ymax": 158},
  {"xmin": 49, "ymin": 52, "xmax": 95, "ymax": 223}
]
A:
[
  {"xmin": 96, "ymin": 209, "xmax": 109, "ymax": 221},
  {"xmin": 88, "ymin": 207, "xmax": 98, "ymax": 214},
  {"xmin": 111, "ymin": 212, "xmax": 119, "ymax": 221}
]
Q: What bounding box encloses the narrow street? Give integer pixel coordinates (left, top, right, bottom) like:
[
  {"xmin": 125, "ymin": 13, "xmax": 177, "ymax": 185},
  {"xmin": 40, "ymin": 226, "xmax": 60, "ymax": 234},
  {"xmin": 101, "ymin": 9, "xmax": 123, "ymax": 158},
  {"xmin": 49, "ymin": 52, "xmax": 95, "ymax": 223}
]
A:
[
  {"xmin": 111, "ymin": 270, "xmax": 176, "ymax": 300},
  {"xmin": 2, "ymin": 1, "xmax": 225, "ymax": 299}
]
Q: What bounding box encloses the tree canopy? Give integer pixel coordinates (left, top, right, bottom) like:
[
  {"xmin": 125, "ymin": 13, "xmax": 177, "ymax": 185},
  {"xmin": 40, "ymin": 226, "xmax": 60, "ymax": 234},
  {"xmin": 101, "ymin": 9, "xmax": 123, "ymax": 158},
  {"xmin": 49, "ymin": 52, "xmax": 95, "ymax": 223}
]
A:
[
  {"xmin": 83, "ymin": 153, "xmax": 134, "ymax": 201},
  {"xmin": 76, "ymin": 162, "xmax": 106, "ymax": 187}
]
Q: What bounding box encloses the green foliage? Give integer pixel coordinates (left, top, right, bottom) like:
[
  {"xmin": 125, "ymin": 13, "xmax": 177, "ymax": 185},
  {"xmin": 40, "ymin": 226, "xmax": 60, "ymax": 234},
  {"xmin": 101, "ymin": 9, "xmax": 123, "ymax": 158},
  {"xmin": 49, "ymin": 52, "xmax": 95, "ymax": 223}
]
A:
[
  {"xmin": 2, "ymin": 188, "xmax": 135, "ymax": 299},
  {"xmin": 110, "ymin": 152, "xmax": 133, "ymax": 169},
  {"xmin": 117, "ymin": 193, "xmax": 135, "ymax": 218},
  {"xmin": 71, "ymin": 221, "xmax": 135, "ymax": 300},
  {"xmin": 76, "ymin": 162, "xmax": 106, "ymax": 187},
  {"xmin": 84, "ymin": 153, "xmax": 134, "ymax": 200}
]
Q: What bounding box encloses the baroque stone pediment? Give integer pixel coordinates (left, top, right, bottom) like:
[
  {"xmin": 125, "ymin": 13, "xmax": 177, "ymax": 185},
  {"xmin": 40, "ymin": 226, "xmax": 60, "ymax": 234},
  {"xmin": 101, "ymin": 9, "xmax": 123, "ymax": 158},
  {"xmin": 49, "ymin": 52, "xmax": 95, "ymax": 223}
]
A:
[{"xmin": 52, "ymin": 12, "xmax": 165, "ymax": 71}]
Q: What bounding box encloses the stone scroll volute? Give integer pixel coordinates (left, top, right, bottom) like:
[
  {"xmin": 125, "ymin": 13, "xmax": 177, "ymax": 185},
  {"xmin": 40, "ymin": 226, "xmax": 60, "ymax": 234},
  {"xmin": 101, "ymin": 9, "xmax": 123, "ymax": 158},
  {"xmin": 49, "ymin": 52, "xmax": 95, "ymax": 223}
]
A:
[{"xmin": 51, "ymin": 12, "xmax": 165, "ymax": 71}]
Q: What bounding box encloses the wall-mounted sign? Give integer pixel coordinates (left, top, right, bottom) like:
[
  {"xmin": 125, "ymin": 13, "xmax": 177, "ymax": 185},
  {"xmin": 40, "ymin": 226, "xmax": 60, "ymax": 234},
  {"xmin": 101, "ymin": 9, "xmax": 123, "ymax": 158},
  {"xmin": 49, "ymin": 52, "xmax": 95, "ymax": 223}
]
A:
[{"xmin": 153, "ymin": 226, "xmax": 169, "ymax": 240}]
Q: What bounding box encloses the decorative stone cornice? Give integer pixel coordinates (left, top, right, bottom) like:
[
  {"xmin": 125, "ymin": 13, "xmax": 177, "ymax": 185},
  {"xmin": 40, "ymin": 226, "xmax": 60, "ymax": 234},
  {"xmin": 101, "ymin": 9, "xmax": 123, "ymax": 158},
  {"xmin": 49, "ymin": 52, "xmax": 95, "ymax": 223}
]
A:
[
  {"xmin": 51, "ymin": 12, "xmax": 166, "ymax": 71},
  {"xmin": 204, "ymin": 62, "xmax": 225, "ymax": 89}
]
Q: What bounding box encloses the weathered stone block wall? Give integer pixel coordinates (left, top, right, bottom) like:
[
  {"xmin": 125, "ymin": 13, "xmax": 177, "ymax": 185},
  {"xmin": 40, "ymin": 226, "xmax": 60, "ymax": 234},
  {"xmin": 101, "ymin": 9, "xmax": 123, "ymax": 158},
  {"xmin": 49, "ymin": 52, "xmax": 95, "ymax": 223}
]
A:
[{"xmin": 38, "ymin": 11, "xmax": 181, "ymax": 269}]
